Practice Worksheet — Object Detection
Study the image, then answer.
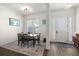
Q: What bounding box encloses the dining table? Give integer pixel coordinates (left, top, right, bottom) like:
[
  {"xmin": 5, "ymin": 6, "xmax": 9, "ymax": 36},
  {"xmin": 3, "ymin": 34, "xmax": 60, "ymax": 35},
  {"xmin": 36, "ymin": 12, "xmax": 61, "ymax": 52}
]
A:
[{"xmin": 23, "ymin": 33, "xmax": 39, "ymax": 47}]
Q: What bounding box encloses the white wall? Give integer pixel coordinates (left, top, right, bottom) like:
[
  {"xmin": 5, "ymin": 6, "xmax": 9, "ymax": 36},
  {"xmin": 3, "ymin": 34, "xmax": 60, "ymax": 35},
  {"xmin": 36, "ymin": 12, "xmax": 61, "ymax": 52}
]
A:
[
  {"xmin": 0, "ymin": 5, "xmax": 23, "ymax": 45},
  {"xmin": 76, "ymin": 7, "xmax": 79, "ymax": 33}
]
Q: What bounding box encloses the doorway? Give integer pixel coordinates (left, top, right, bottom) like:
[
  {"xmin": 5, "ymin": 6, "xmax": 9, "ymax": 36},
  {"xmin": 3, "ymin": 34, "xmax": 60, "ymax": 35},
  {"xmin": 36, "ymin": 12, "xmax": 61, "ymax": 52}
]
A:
[
  {"xmin": 55, "ymin": 16, "xmax": 69, "ymax": 43},
  {"xmin": 26, "ymin": 19, "xmax": 40, "ymax": 34}
]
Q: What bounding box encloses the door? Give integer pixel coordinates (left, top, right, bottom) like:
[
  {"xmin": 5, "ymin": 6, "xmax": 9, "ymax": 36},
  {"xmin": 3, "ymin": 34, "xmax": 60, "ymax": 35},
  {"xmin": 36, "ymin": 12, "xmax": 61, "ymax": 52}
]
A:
[{"xmin": 55, "ymin": 16, "xmax": 68, "ymax": 43}]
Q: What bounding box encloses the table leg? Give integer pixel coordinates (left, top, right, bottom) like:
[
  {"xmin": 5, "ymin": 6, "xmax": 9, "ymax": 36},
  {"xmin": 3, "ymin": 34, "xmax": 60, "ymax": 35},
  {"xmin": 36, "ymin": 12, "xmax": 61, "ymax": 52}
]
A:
[{"xmin": 33, "ymin": 40, "xmax": 35, "ymax": 47}]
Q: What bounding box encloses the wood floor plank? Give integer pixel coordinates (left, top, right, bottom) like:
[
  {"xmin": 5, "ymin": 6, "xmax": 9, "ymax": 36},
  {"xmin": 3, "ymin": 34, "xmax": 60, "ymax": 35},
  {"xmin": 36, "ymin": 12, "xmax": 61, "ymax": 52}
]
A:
[
  {"xmin": 48, "ymin": 42, "xmax": 79, "ymax": 56},
  {"xmin": 0, "ymin": 42, "xmax": 79, "ymax": 56},
  {"xmin": 0, "ymin": 47, "xmax": 26, "ymax": 56}
]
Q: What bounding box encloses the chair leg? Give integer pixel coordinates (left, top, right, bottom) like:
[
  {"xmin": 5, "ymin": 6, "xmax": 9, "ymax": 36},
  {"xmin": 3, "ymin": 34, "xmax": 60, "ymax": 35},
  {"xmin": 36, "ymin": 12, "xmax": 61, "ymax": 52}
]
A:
[
  {"xmin": 23, "ymin": 41, "xmax": 25, "ymax": 47},
  {"xmin": 38, "ymin": 40, "xmax": 40, "ymax": 46},
  {"xmin": 18, "ymin": 40, "xmax": 20, "ymax": 46},
  {"xmin": 21, "ymin": 41, "xmax": 24, "ymax": 48},
  {"xmin": 33, "ymin": 40, "xmax": 36, "ymax": 47},
  {"xmin": 21, "ymin": 41, "xmax": 23, "ymax": 48},
  {"xmin": 26, "ymin": 41, "xmax": 29, "ymax": 48}
]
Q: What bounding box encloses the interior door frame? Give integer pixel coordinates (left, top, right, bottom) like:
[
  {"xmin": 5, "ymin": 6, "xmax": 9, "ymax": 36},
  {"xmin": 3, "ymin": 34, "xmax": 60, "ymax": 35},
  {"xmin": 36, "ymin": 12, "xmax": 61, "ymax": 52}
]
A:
[
  {"xmin": 55, "ymin": 15, "xmax": 75, "ymax": 44},
  {"xmin": 55, "ymin": 16, "xmax": 69, "ymax": 43}
]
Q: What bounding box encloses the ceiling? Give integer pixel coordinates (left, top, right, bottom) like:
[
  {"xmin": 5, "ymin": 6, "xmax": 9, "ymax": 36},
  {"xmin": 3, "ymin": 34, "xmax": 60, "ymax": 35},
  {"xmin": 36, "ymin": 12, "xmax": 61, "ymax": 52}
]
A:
[{"xmin": 0, "ymin": 3, "xmax": 79, "ymax": 15}]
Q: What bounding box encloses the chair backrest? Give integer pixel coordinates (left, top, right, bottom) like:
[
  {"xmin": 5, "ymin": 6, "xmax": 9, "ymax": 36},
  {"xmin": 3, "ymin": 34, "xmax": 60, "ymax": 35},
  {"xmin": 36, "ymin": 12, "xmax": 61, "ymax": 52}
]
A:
[
  {"xmin": 17, "ymin": 33, "xmax": 23, "ymax": 41},
  {"xmin": 37, "ymin": 33, "xmax": 41, "ymax": 40}
]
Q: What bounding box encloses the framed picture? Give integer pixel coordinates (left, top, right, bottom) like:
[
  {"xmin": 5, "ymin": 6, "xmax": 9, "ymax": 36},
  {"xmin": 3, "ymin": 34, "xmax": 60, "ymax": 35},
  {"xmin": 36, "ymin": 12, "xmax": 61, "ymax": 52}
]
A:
[{"xmin": 9, "ymin": 18, "xmax": 20, "ymax": 26}]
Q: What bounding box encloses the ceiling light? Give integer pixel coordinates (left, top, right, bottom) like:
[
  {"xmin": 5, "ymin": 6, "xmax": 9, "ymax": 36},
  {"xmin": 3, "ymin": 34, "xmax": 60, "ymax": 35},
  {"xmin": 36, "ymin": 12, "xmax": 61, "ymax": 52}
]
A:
[{"xmin": 20, "ymin": 6, "xmax": 32, "ymax": 13}]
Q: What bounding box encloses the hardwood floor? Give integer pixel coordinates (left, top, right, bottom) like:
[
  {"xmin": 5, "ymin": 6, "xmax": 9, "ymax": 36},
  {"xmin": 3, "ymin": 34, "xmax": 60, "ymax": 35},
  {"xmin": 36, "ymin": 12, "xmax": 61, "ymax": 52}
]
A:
[
  {"xmin": 0, "ymin": 46, "xmax": 47, "ymax": 56},
  {"xmin": 0, "ymin": 42, "xmax": 79, "ymax": 56},
  {"xmin": 47, "ymin": 42, "xmax": 79, "ymax": 56},
  {"xmin": 0, "ymin": 47, "xmax": 26, "ymax": 56},
  {"xmin": 43, "ymin": 49, "xmax": 49, "ymax": 56}
]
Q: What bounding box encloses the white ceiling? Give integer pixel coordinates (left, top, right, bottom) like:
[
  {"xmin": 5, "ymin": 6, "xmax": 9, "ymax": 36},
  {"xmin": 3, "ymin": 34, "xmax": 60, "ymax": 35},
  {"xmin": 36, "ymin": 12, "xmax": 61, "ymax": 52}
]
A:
[
  {"xmin": 0, "ymin": 3, "xmax": 79, "ymax": 15},
  {"xmin": 50, "ymin": 3, "xmax": 79, "ymax": 10}
]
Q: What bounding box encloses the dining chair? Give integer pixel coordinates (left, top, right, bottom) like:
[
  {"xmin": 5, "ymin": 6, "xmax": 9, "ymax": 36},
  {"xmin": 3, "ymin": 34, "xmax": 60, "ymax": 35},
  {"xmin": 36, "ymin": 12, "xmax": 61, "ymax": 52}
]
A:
[
  {"xmin": 17, "ymin": 33, "xmax": 22, "ymax": 46},
  {"xmin": 17, "ymin": 33, "xmax": 25, "ymax": 47},
  {"xmin": 35, "ymin": 33, "xmax": 41, "ymax": 46}
]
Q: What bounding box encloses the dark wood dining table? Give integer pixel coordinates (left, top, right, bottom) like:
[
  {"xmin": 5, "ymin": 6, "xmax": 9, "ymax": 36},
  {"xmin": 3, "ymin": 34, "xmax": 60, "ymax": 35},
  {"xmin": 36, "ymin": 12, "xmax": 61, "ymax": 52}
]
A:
[{"xmin": 23, "ymin": 34, "xmax": 38, "ymax": 47}]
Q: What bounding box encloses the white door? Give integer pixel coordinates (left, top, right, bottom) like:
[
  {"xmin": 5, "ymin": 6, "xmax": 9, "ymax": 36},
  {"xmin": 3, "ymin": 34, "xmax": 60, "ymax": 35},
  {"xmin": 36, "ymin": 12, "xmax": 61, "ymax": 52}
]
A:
[{"xmin": 55, "ymin": 16, "xmax": 68, "ymax": 43}]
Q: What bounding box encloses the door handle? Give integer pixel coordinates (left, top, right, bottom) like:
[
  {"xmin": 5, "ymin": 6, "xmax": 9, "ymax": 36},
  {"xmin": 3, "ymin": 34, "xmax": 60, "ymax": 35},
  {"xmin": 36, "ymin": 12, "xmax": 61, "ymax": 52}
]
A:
[{"xmin": 56, "ymin": 31, "xmax": 58, "ymax": 34}]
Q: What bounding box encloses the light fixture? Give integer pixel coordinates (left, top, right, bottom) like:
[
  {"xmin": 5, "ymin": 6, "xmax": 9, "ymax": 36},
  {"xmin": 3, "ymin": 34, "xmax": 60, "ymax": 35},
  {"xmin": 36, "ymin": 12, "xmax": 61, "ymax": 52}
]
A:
[
  {"xmin": 24, "ymin": 8, "xmax": 29, "ymax": 13},
  {"xmin": 20, "ymin": 6, "xmax": 32, "ymax": 13}
]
